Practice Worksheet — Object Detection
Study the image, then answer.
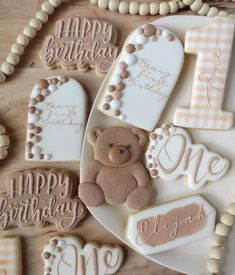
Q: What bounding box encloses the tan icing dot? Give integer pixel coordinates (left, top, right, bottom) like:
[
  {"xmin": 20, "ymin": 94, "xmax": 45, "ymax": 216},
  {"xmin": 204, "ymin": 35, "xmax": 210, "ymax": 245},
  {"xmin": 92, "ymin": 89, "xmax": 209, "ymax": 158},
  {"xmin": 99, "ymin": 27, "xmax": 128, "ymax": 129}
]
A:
[
  {"xmin": 135, "ymin": 43, "xmax": 143, "ymax": 50},
  {"xmin": 157, "ymin": 135, "xmax": 163, "ymax": 141},
  {"xmin": 30, "ymin": 98, "xmax": 37, "ymax": 106},
  {"xmin": 151, "ymin": 169, "xmax": 158, "ymax": 176},
  {"xmin": 35, "ymin": 109, "xmax": 42, "ymax": 115},
  {"xmin": 51, "ymin": 239, "xmax": 58, "ymax": 246},
  {"xmin": 41, "ymin": 89, "xmax": 50, "ymax": 96},
  {"xmin": 113, "ymin": 91, "xmax": 122, "ymax": 99},
  {"xmin": 126, "ymin": 44, "xmax": 135, "ymax": 54},
  {"xmin": 103, "ymin": 103, "xmax": 110, "ymax": 110},
  {"xmin": 148, "ymin": 154, "xmax": 152, "ymax": 159},
  {"xmin": 104, "ymin": 95, "xmax": 113, "ymax": 102},
  {"xmin": 27, "ymin": 153, "xmax": 33, "ymax": 159},
  {"xmin": 43, "ymin": 252, "xmax": 51, "ymax": 260},
  {"xmin": 108, "ymin": 85, "xmax": 116, "ymax": 92},
  {"xmin": 147, "ymin": 163, "xmax": 153, "ymax": 169},
  {"xmin": 144, "ymin": 24, "xmax": 156, "ymax": 37},
  {"xmin": 114, "ymin": 109, "xmax": 121, "ymax": 116},
  {"xmin": 45, "ymin": 267, "xmax": 52, "ymax": 273},
  {"xmin": 39, "ymin": 154, "xmax": 44, "ymax": 160},
  {"xmin": 28, "ymin": 106, "xmax": 36, "ymax": 114},
  {"xmin": 138, "ymin": 28, "xmax": 144, "ymax": 34},
  {"xmin": 60, "ymin": 76, "xmax": 69, "ymax": 83},
  {"xmin": 150, "ymin": 133, "xmax": 157, "ymax": 140},
  {"xmin": 36, "ymin": 95, "xmax": 44, "ymax": 102},
  {"xmin": 118, "ymin": 62, "xmax": 127, "ymax": 70},
  {"xmin": 29, "ymin": 133, "xmax": 34, "ymax": 139},
  {"xmin": 151, "ymin": 35, "xmax": 157, "ymax": 41},
  {"xmin": 121, "ymin": 70, "xmax": 129, "ymax": 79},
  {"xmin": 34, "ymin": 126, "xmax": 42, "ymax": 134},
  {"xmin": 56, "ymin": 247, "xmax": 62, "ymax": 252},
  {"xmin": 116, "ymin": 82, "xmax": 125, "ymax": 91},
  {"xmin": 167, "ymin": 34, "xmax": 174, "ymax": 41},
  {"xmin": 52, "ymin": 78, "xmax": 58, "ymax": 85},
  {"xmin": 156, "ymin": 28, "xmax": 162, "ymax": 36},
  {"xmin": 27, "ymin": 123, "xmax": 35, "ymax": 130},
  {"xmin": 26, "ymin": 141, "xmax": 33, "ymax": 148},
  {"xmin": 153, "ymin": 162, "xmax": 158, "ymax": 168},
  {"xmin": 32, "ymin": 135, "xmax": 41, "ymax": 143},
  {"xmin": 38, "ymin": 79, "xmax": 49, "ymax": 89}
]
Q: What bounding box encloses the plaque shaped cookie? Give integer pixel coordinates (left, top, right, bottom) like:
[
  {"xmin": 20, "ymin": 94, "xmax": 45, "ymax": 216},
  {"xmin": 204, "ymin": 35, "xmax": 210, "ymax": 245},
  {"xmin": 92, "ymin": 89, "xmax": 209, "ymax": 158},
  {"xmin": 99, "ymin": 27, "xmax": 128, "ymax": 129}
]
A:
[
  {"xmin": 0, "ymin": 168, "xmax": 86, "ymax": 230},
  {"xmin": 98, "ymin": 23, "xmax": 184, "ymax": 131},
  {"xmin": 146, "ymin": 124, "xmax": 230, "ymax": 190},
  {"xmin": 25, "ymin": 76, "xmax": 87, "ymax": 161},
  {"xmin": 126, "ymin": 195, "xmax": 216, "ymax": 254},
  {"xmin": 42, "ymin": 236, "xmax": 124, "ymax": 275},
  {"xmin": 40, "ymin": 17, "xmax": 119, "ymax": 75},
  {"xmin": 0, "ymin": 237, "xmax": 22, "ymax": 275}
]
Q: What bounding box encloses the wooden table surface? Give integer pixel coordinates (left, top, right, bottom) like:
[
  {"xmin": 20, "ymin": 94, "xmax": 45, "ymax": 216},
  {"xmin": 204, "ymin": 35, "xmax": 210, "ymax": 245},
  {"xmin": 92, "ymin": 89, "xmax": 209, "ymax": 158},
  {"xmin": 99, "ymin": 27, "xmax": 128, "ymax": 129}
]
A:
[{"xmin": 0, "ymin": 1, "xmax": 234, "ymax": 274}]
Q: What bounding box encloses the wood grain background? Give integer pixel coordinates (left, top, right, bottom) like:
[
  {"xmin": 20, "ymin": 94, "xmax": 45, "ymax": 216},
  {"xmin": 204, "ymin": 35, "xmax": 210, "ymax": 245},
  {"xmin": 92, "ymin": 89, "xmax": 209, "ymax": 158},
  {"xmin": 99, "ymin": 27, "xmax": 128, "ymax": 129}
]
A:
[{"xmin": 0, "ymin": 0, "xmax": 234, "ymax": 274}]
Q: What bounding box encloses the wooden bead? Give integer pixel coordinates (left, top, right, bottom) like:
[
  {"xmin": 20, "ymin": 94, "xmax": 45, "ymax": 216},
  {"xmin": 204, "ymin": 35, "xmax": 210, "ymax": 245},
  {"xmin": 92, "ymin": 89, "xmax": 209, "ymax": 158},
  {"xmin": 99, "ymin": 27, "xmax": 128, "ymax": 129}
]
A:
[
  {"xmin": 23, "ymin": 25, "xmax": 36, "ymax": 39},
  {"xmin": 29, "ymin": 18, "xmax": 42, "ymax": 31},
  {"xmin": 0, "ymin": 149, "xmax": 8, "ymax": 160},
  {"xmin": 209, "ymin": 246, "xmax": 222, "ymax": 260},
  {"xmin": 109, "ymin": 0, "xmax": 120, "ymax": 11},
  {"xmin": 221, "ymin": 212, "xmax": 235, "ymax": 226},
  {"xmin": 178, "ymin": 1, "xmax": 185, "ymax": 8},
  {"xmin": 17, "ymin": 33, "xmax": 29, "ymax": 47},
  {"xmin": 0, "ymin": 71, "xmax": 6, "ymax": 83},
  {"xmin": 150, "ymin": 3, "xmax": 159, "ymax": 15},
  {"xmin": 11, "ymin": 43, "xmax": 24, "ymax": 56},
  {"xmin": 226, "ymin": 203, "xmax": 235, "ymax": 215},
  {"xmin": 90, "ymin": 0, "xmax": 98, "ymax": 4},
  {"xmin": 1, "ymin": 62, "xmax": 14, "ymax": 76},
  {"xmin": 183, "ymin": 0, "xmax": 194, "ymax": 5},
  {"xmin": 41, "ymin": 2, "xmax": 55, "ymax": 15},
  {"xmin": 36, "ymin": 10, "xmax": 49, "ymax": 23},
  {"xmin": 218, "ymin": 10, "xmax": 228, "ymax": 17},
  {"xmin": 98, "ymin": 0, "xmax": 109, "ymax": 9},
  {"xmin": 6, "ymin": 53, "xmax": 20, "ymax": 66},
  {"xmin": 211, "ymin": 233, "xmax": 224, "ymax": 247},
  {"xmin": 0, "ymin": 125, "xmax": 6, "ymax": 135},
  {"xmin": 139, "ymin": 3, "xmax": 150, "ymax": 16},
  {"xmin": 49, "ymin": 0, "xmax": 62, "ymax": 8},
  {"xmin": 119, "ymin": 1, "xmax": 129, "ymax": 14},
  {"xmin": 207, "ymin": 6, "xmax": 219, "ymax": 16},
  {"xmin": 229, "ymin": 14, "xmax": 235, "ymax": 19},
  {"xmin": 190, "ymin": 0, "xmax": 203, "ymax": 12},
  {"xmin": 206, "ymin": 258, "xmax": 220, "ymax": 273},
  {"xmin": 198, "ymin": 3, "xmax": 209, "ymax": 15},
  {"xmin": 0, "ymin": 135, "xmax": 9, "ymax": 147},
  {"xmin": 159, "ymin": 2, "xmax": 170, "ymax": 15},
  {"xmin": 129, "ymin": 1, "xmax": 140, "ymax": 15},
  {"xmin": 169, "ymin": 1, "xmax": 179, "ymax": 13},
  {"xmin": 215, "ymin": 222, "xmax": 230, "ymax": 237}
]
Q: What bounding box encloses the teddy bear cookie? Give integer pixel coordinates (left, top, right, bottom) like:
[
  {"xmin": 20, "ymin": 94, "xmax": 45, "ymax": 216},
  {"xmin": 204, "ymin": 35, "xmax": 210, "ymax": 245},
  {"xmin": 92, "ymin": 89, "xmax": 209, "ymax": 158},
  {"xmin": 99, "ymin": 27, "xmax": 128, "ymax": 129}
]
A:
[
  {"xmin": 40, "ymin": 17, "xmax": 119, "ymax": 76},
  {"xmin": 126, "ymin": 195, "xmax": 216, "ymax": 254},
  {"xmin": 0, "ymin": 124, "xmax": 10, "ymax": 160},
  {"xmin": 97, "ymin": 22, "xmax": 184, "ymax": 131},
  {"xmin": 79, "ymin": 126, "xmax": 153, "ymax": 210},
  {"xmin": 42, "ymin": 235, "xmax": 124, "ymax": 275},
  {"xmin": 145, "ymin": 124, "xmax": 230, "ymax": 190},
  {"xmin": 0, "ymin": 237, "xmax": 22, "ymax": 275},
  {"xmin": 25, "ymin": 76, "xmax": 87, "ymax": 161},
  {"xmin": 0, "ymin": 168, "xmax": 86, "ymax": 230}
]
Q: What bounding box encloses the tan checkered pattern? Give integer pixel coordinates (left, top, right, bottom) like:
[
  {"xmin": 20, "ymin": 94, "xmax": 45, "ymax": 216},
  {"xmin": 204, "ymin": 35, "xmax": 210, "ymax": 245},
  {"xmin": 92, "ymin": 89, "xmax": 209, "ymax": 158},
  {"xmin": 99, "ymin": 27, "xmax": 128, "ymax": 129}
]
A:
[
  {"xmin": 174, "ymin": 17, "xmax": 235, "ymax": 130},
  {"xmin": 0, "ymin": 238, "xmax": 20, "ymax": 275}
]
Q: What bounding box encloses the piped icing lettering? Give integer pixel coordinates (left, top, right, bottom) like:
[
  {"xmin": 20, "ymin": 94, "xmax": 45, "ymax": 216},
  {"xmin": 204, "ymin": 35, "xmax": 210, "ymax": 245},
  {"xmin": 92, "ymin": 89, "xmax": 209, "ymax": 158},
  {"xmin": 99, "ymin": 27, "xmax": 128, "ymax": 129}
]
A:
[
  {"xmin": 0, "ymin": 169, "xmax": 86, "ymax": 230},
  {"xmin": 146, "ymin": 124, "xmax": 230, "ymax": 190},
  {"xmin": 98, "ymin": 22, "xmax": 184, "ymax": 131},
  {"xmin": 42, "ymin": 236, "xmax": 123, "ymax": 275},
  {"xmin": 174, "ymin": 17, "xmax": 235, "ymax": 130},
  {"xmin": 126, "ymin": 195, "xmax": 216, "ymax": 254},
  {"xmin": 40, "ymin": 17, "xmax": 119, "ymax": 75}
]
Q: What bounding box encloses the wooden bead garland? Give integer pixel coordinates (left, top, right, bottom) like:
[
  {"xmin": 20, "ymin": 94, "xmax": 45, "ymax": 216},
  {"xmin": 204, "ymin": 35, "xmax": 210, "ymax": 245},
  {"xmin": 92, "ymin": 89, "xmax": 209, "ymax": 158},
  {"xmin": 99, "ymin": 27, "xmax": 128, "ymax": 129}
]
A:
[
  {"xmin": 0, "ymin": 125, "xmax": 10, "ymax": 160},
  {"xmin": 0, "ymin": 0, "xmax": 62, "ymax": 84}
]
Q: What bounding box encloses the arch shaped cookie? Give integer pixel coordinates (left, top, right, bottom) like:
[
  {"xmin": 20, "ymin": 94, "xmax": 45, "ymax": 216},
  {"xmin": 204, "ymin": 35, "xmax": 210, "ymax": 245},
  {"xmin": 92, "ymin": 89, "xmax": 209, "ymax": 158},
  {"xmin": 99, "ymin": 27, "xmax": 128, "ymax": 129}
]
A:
[
  {"xmin": 98, "ymin": 23, "xmax": 184, "ymax": 131},
  {"xmin": 25, "ymin": 76, "xmax": 87, "ymax": 161}
]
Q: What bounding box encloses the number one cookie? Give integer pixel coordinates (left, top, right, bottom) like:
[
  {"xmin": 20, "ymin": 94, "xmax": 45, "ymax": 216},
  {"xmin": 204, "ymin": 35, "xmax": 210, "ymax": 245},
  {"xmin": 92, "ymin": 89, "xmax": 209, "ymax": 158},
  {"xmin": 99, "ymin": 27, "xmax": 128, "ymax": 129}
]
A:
[{"xmin": 174, "ymin": 17, "xmax": 235, "ymax": 130}]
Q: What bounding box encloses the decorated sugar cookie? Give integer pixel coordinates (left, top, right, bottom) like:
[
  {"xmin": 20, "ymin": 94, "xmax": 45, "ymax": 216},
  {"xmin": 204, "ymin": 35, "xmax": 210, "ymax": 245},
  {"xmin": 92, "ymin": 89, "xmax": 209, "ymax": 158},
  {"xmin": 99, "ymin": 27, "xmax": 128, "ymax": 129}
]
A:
[
  {"xmin": 40, "ymin": 17, "xmax": 119, "ymax": 75},
  {"xmin": 25, "ymin": 76, "xmax": 87, "ymax": 161},
  {"xmin": 174, "ymin": 17, "xmax": 235, "ymax": 130},
  {"xmin": 0, "ymin": 168, "xmax": 86, "ymax": 230},
  {"xmin": 146, "ymin": 124, "xmax": 230, "ymax": 190},
  {"xmin": 79, "ymin": 127, "xmax": 153, "ymax": 210},
  {"xmin": 0, "ymin": 124, "xmax": 10, "ymax": 160},
  {"xmin": 98, "ymin": 23, "xmax": 184, "ymax": 131},
  {"xmin": 0, "ymin": 237, "xmax": 21, "ymax": 275},
  {"xmin": 42, "ymin": 236, "xmax": 124, "ymax": 275},
  {"xmin": 126, "ymin": 195, "xmax": 216, "ymax": 254}
]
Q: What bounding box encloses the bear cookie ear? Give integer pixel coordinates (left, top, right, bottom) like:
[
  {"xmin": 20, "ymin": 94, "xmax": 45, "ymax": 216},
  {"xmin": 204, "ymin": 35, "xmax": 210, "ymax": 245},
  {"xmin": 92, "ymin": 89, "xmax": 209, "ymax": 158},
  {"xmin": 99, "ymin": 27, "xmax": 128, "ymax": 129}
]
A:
[
  {"xmin": 132, "ymin": 128, "xmax": 147, "ymax": 146},
  {"xmin": 88, "ymin": 127, "xmax": 103, "ymax": 145}
]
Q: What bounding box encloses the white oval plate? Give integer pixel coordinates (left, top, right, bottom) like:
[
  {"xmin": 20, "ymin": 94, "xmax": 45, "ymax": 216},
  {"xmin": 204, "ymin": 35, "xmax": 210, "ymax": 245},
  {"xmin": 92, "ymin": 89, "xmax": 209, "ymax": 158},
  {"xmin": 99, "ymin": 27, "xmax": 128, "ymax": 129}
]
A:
[{"xmin": 80, "ymin": 15, "xmax": 235, "ymax": 275}]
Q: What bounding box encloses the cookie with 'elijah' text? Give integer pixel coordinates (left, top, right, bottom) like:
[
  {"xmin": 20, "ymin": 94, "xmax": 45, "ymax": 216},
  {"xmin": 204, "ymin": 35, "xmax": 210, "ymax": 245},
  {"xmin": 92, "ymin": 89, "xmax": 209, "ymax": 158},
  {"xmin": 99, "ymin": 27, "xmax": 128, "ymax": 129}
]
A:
[
  {"xmin": 79, "ymin": 126, "xmax": 154, "ymax": 210},
  {"xmin": 126, "ymin": 195, "xmax": 216, "ymax": 254},
  {"xmin": 0, "ymin": 168, "xmax": 86, "ymax": 230},
  {"xmin": 0, "ymin": 237, "xmax": 22, "ymax": 275},
  {"xmin": 42, "ymin": 235, "xmax": 124, "ymax": 275},
  {"xmin": 0, "ymin": 124, "xmax": 10, "ymax": 160},
  {"xmin": 25, "ymin": 76, "xmax": 87, "ymax": 161},
  {"xmin": 40, "ymin": 17, "xmax": 119, "ymax": 76},
  {"xmin": 146, "ymin": 124, "xmax": 230, "ymax": 190},
  {"xmin": 98, "ymin": 22, "xmax": 184, "ymax": 131}
]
